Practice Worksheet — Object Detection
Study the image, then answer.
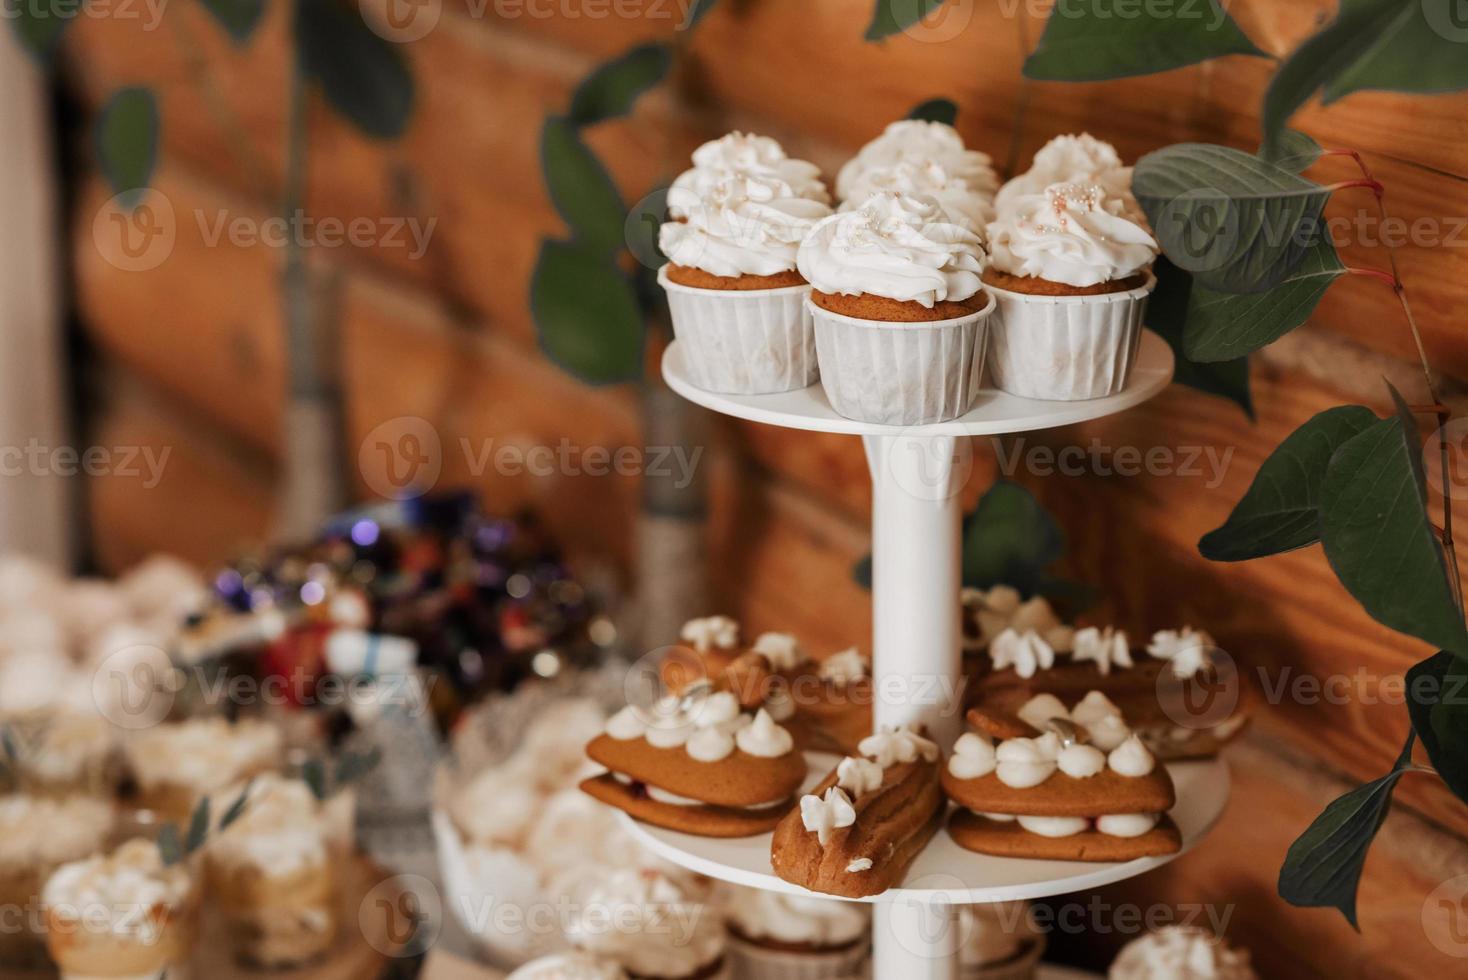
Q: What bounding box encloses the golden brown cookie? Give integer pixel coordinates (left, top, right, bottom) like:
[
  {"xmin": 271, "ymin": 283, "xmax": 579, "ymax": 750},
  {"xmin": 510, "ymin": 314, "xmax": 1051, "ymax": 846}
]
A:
[
  {"xmin": 942, "ymin": 764, "xmax": 1175, "ymax": 817},
  {"xmin": 948, "ymin": 809, "xmax": 1181, "ymax": 862},
  {"xmin": 579, "ymin": 774, "xmax": 792, "ymax": 837},
  {"xmin": 585, "ymin": 733, "xmax": 806, "ymax": 809},
  {"xmin": 811, "ymin": 289, "xmax": 985, "ymax": 323},
  {"xmin": 771, "ymin": 747, "xmax": 943, "ymax": 899}
]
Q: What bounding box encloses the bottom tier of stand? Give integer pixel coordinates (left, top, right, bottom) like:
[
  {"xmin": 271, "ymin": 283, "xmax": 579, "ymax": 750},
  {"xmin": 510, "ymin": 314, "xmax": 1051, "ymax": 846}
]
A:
[{"xmin": 623, "ymin": 754, "xmax": 1229, "ymax": 905}]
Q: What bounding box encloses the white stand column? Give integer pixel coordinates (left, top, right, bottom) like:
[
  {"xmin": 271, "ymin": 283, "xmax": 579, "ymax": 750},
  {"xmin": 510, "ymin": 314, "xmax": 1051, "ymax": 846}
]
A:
[
  {"xmin": 863, "ymin": 434, "xmax": 965, "ymax": 747},
  {"xmin": 864, "ymin": 433, "xmax": 965, "ymax": 980},
  {"xmin": 873, "ymin": 893, "xmax": 960, "ymax": 980}
]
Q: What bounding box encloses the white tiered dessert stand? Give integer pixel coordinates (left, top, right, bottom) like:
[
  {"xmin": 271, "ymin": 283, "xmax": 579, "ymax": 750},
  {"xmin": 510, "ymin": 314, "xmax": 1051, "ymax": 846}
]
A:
[{"xmin": 628, "ymin": 331, "xmax": 1230, "ymax": 979}]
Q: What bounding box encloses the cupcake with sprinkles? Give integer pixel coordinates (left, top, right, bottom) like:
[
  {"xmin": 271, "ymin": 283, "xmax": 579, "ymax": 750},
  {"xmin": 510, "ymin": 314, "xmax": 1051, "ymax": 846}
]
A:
[{"xmin": 983, "ymin": 182, "xmax": 1159, "ymax": 401}]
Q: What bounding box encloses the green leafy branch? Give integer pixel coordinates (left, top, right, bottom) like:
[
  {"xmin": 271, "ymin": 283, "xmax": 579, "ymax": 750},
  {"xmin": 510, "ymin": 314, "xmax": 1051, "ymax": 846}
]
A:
[
  {"xmin": 300, "ymin": 746, "xmax": 382, "ymax": 801},
  {"xmin": 531, "ymin": 41, "xmax": 684, "ymax": 384},
  {"xmin": 1015, "ymin": 0, "xmax": 1468, "ymax": 931}
]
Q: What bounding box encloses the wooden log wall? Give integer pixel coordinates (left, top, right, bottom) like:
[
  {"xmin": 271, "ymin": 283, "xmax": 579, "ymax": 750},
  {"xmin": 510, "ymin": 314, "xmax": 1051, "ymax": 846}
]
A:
[{"xmin": 61, "ymin": 1, "xmax": 1468, "ymax": 974}]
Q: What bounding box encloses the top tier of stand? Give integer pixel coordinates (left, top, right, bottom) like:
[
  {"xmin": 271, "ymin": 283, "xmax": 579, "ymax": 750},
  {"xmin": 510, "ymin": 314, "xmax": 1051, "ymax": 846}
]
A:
[{"xmin": 660, "ymin": 330, "xmax": 1175, "ymax": 437}]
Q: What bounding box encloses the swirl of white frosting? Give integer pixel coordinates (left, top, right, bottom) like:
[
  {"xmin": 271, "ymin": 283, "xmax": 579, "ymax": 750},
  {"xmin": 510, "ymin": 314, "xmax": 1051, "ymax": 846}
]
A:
[
  {"xmin": 685, "ymin": 725, "xmax": 735, "ymax": 763},
  {"xmin": 1057, "ymin": 744, "xmax": 1107, "ymax": 779},
  {"xmin": 858, "ymin": 725, "xmax": 939, "ymax": 768},
  {"xmin": 996, "ymin": 133, "xmax": 1138, "ymax": 219},
  {"xmin": 1108, "ymin": 735, "xmax": 1157, "ymax": 777},
  {"xmin": 987, "ymin": 183, "xmax": 1158, "ymax": 287},
  {"xmin": 670, "ymin": 131, "xmax": 830, "ymax": 218},
  {"xmin": 948, "ymin": 733, "xmax": 997, "ymax": 780},
  {"xmin": 506, "ymin": 953, "xmax": 627, "ymax": 980},
  {"xmin": 1016, "ymin": 815, "xmax": 1090, "ymax": 838},
  {"xmin": 797, "ymin": 193, "xmax": 986, "ymax": 308},
  {"xmin": 605, "ymin": 705, "xmax": 647, "ymax": 741},
  {"xmin": 989, "ymin": 628, "xmax": 1057, "ymax": 679},
  {"xmin": 1109, "ymin": 926, "xmax": 1258, "ymax": 980},
  {"xmin": 751, "ymin": 631, "xmax": 804, "ymax": 671},
  {"xmin": 734, "ymin": 708, "xmax": 793, "ymax": 758},
  {"xmin": 837, "ymin": 120, "xmax": 998, "ymax": 201},
  {"xmin": 567, "ymin": 869, "xmax": 724, "ymax": 978},
  {"xmin": 995, "ymin": 734, "xmax": 1060, "ymax": 789},
  {"xmin": 1096, "ymin": 812, "xmax": 1160, "ymax": 839},
  {"xmin": 691, "ymin": 690, "xmax": 741, "ymax": 728},
  {"xmin": 1016, "ymin": 693, "xmax": 1070, "ymax": 732},
  {"xmin": 836, "ymin": 756, "xmax": 885, "ymax": 797},
  {"xmin": 662, "ymin": 172, "xmax": 832, "ymax": 279},
  {"xmin": 800, "ymin": 787, "xmax": 856, "ymax": 845},
  {"xmin": 819, "ymin": 646, "xmax": 869, "ymax": 685},
  {"xmin": 1072, "ymin": 626, "xmax": 1133, "ymax": 676},
  {"xmin": 679, "ymin": 615, "xmax": 739, "ymax": 652},
  {"xmin": 841, "ymin": 158, "xmax": 995, "ymax": 233},
  {"xmin": 1070, "ymin": 690, "xmax": 1133, "ymax": 752},
  {"xmin": 1147, "ymin": 626, "xmax": 1215, "ymax": 678},
  {"xmin": 724, "ymin": 887, "xmax": 870, "ymax": 947}
]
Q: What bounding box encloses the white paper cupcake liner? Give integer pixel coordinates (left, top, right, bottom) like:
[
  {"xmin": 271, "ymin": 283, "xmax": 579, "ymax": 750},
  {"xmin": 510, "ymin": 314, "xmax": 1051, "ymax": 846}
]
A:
[
  {"xmin": 985, "ymin": 272, "xmax": 1156, "ymax": 401},
  {"xmin": 659, "ymin": 266, "xmax": 817, "ymax": 395},
  {"xmin": 809, "ymin": 293, "xmax": 995, "ymax": 426},
  {"xmin": 728, "ymin": 935, "xmax": 869, "ymax": 980}
]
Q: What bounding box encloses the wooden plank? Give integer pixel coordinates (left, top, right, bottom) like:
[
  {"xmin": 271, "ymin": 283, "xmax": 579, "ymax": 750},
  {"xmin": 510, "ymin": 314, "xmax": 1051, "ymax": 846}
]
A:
[{"xmin": 61, "ymin": 3, "xmax": 1468, "ymax": 381}]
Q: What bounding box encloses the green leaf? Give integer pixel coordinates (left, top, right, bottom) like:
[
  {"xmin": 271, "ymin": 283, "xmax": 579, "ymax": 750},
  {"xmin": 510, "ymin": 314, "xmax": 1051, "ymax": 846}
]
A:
[
  {"xmin": 1200, "ymin": 405, "xmax": 1377, "ymax": 561},
  {"xmin": 1133, "ymin": 143, "xmax": 1332, "ymax": 294},
  {"xmin": 220, "ymin": 780, "xmax": 253, "ymax": 830},
  {"xmin": 532, "ymin": 241, "xmax": 644, "ymax": 385},
  {"xmin": 184, "ymin": 797, "xmax": 211, "ymax": 855},
  {"xmin": 541, "ymin": 116, "xmax": 627, "ymax": 255},
  {"xmin": 197, "ymin": 0, "xmax": 265, "ymax": 42},
  {"xmin": 1406, "ymin": 651, "xmax": 1468, "ymax": 804},
  {"xmin": 302, "ymin": 758, "xmax": 329, "ymax": 801},
  {"xmin": 297, "ymin": 0, "xmax": 414, "ymax": 139},
  {"xmin": 1267, "ymin": 129, "xmax": 1325, "ymax": 173},
  {"xmin": 568, "ymin": 43, "xmax": 672, "ymax": 128},
  {"xmin": 96, "ymin": 87, "xmax": 159, "ymax": 206},
  {"xmin": 7, "ymin": 0, "xmax": 70, "ymax": 62},
  {"xmin": 1325, "ymin": 2, "xmax": 1468, "ymax": 102},
  {"xmin": 0, "ymin": 726, "xmax": 15, "ymax": 764},
  {"xmin": 1278, "ymin": 734, "xmax": 1414, "ymax": 928},
  {"xmin": 865, "ymin": 0, "xmax": 946, "ymax": 41},
  {"xmin": 1145, "ymin": 259, "xmax": 1253, "ymax": 418},
  {"xmin": 1261, "ymin": 0, "xmax": 1408, "ymax": 159},
  {"xmin": 157, "ymin": 823, "xmax": 184, "ymax": 866},
  {"xmin": 961, "ymin": 480, "xmax": 1068, "ymax": 599},
  {"xmin": 908, "ymin": 98, "xmax": 957, "ymax": 125},
  {"xmin": 1024, "ymin": 0, "xmax": 1265, "ymax": 81},
  {"xmin": 852, "ymin": 553, "xmax": 872, "ymax": 590},
  {"xmin": 1319, "ymin": 386, "xmax": 1468, "ymax": 654},
  {"xmin": 1183, "ymin": 235, "xmax": 1346, "ymax": 362},
  {"xmin": 683, "ymin": 0, "xmax": 719, "ymax": 29}
]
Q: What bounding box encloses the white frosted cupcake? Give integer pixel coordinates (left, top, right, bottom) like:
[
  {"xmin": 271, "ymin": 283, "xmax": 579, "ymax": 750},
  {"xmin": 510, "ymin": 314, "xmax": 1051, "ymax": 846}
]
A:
[
  {"xmin": 660, "ymin": 138, "xmax": 833, "ymax": 395},
  {"xmin": 205, "ymin": 775, "xmax": 338, "ymax": 968},
  {"xmin": 1109, "ymin": 926, "xmax": 1256, "ymax": 980},
  {"xmin": 995, "ymin": 133, "xmax": 1140, "ymax": 223},
  {"xmin": 0, "ymin": 794, "xmax": 114, "ymax": 967},
  {"xmin": 959, "ymin": 903, "xmax": 1044, "ymax": 979},
  {"xmin": 723, "ymin": 886, "xmax": 869, "ymax": 979},
  {"xmin": 983, "ymin": 183, "xmax": 1159, "ymax": 401},
  {"xmin": 566, "ymin": 868, "xmax": 728, "ymax": 980},
  {"xmin": 122, "ymin": 718, "xmax": 281, "ymax": 825},
  {"xmin": 837, "ymin": 120, "xmax": 998, "ymax": 204},
  {"xmin": 42, "ymin": 838, "xmax": 198, "ymax": 980},
  {"xmin": 9, "ymin": 710, "xmax": 119, "ymax": 797},
  {"xmin": 797, "ymin": 192, "xmax": 993, "ymax": 425},
  {"xmin": 841, "ymin": 157, "xmax": 994, "ymax": 233}
]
